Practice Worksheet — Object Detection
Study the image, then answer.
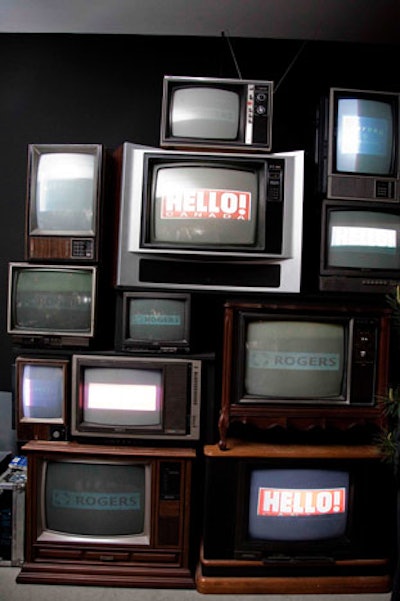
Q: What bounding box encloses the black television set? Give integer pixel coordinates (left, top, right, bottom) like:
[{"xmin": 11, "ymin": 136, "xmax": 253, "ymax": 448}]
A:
[
  {"xmin": 115, "ymin": 291, "xmax": 191, "ymax": 353},
  {"xmin": 7, "ymin": 262, "xmax": 98, "ymax": 348},
  {"xmin": 114, "ymin": 143, "xmax": 304, "ymax": 293},
  {"xmin": 25, "ymin": 144, "xmax": 104, "ymax": 262},
  {"xmin": 197, "ymin": 440, "xmax": 395, "ymax": 594},
  {"xmin": 70, "ymin": 353, "xmax": 202, "ymax": 442},
  {"xmin": 160, "ymin": 75, "xmax": 274, "ymax": 152},
  {"xmin": 218, "ymin": 299, "xmax": 391, "ymax": 448},
  {"xmin": 317, "ymin": 87, "xmax": 400, "ymax": 201},
  {"xmin": 17, "ymin": 440, "xmax": 196, "ymax": 588},
  {"xmin": 15, "ymin": 356, "xmax": 70, "ymax": 442},
  {"xmin": 319, "ymin": 199, "xmax": 400, "ymax": 293}
]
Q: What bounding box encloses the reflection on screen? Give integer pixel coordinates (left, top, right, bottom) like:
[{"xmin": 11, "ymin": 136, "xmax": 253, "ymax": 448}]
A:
[{"xmin": 171, "ymin": 87, "xmax": 239, "ymax": 139}]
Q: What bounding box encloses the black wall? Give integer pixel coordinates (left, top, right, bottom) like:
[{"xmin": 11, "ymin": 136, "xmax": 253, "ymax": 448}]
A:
[{"xmin": 0, "ymin": 33, "xmax": 399, "ymax": 392}]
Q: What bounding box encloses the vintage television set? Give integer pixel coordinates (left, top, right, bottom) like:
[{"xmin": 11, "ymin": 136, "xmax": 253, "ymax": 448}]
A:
[
  {"xmin": 25, "ymin": 144, "xmax": 104, "ymax": 262},
  {"xmin": 197, "ymin": 441, "xmax": 396, "ymax": 594},
  {"xmin": 14, "ymin": 356, "xmax": 70, "ymax": 442},
  {"xmin": 218, "ymin": 299, "xmax": 391, "ymax": 449},
  {"xmin": 115, "ymin": 291, "xmax": 191, "ymax": 353},
  {"xmin": 70, "ymin": 352, "xmax": 202, "ymax": 442},
  {"xmin": 160, "ymin": 75, "xmax": 274, "ymax": 152},
  {"xmin": 17, "ymin": 440, "xmax": 196, "ymax": 587},
  {"xmin": 7, "ymin": 262, "xmax": 98, "ymax": 349},
  {"xmin": 115, "ymin": 143, "xmax": 304, "ymax": 293},
  {"xmin": 319, "ymin": 199, "xmax": 400, "ymax": 293},
  {"xmin": 317, "ymin": 87, "xmax": 400, "ymax": 202}
]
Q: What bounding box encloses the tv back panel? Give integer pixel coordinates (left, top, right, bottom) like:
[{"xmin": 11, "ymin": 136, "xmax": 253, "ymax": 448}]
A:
[{"xmin": 160, "ymin": 75, "xmax": 274, "ymax": 152}]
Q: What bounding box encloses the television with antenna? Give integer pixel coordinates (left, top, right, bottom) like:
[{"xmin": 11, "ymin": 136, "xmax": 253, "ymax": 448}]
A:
[
  {"xmin": 17, "ymin": 440, "xmax": 196, "ymax": 588},
  {"xmin": 319, "ymin": 199, "xmax": 400, "ymax": 293},
  {"xmin": 198, "ymin": 441, "xmax": 395, "ymax": 593},
  {"xmin": 14, "ymin": 356, "xmax": 70, "ymax": 442},
  {"xmin": 70, "ymin": 353, "xmax": 202, "ymax": 442},
  {"xmin": 114, "ymin": 143, "xmax": 304, "ymax": 293},
  {"xmin": 25, "ymin": 143, "xmax": 103, "ymax": 262},
  {"xmin": 317, "ymin": 87, "xmax": 400, "ymax": 201},
  {"xmin": 160, "ymin": 76, "xmax": 273, "ymax": 152},
  {"xmin": 7, "ymin": 262, "xmax": 98, "ymax": 348},
  {"xmin": 115, "ymin": 290, "xmax": 191, "ymax": 352},
  {"xmin": 218, "ymin": 299, "xmax": 390, "ymax": 449}
]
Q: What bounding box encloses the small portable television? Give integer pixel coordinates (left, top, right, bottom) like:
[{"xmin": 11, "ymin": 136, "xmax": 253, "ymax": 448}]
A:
[
  {"xmin": 317, "ymin": 87, "xmax": 400, "ymax": 201},
  {"xmin": 115, "ymin": 143, "xmax": 304, "ymax": 293},
  {"xmin": 14, "ymin": 356, "xmax": 69, "ymax": 442},
  {"xmin": 160, "ymin": 75, "xmax": 274, "ymax": 152},
  {"xmin": 18, "ymin": 440, "xmax": 196, "ymax": 588},
  {"xmin": 25, "ymin": 143, "xmax": 103, "ymax": 261},
  {"xmin": 218, "ymin": 299, "xmax": 390, "ymax": 448},
  {"xmin": 320, "ymin": 199, "xmax": 400, "ymax": 293},
  {"xmin": 7, "ymin": 262, "xmax": 97, "ymax": 348},
  {"xmin": 71, "ymin": 352, "xmax": 202, "ymax": 442},
  {"xmin": 115, "ymin": 291, "xmax": 191, "ymax": 352},
  {"xmin": 198, "ymin": 441, "xmax": 395, "ymax": 591}
]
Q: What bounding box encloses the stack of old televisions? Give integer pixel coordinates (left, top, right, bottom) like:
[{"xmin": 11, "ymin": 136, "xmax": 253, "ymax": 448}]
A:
[
  {"xmin": 188, "ymin": 84, "xmax": 397, "ymax": 594},
  {"xmin": 6, "ymin": 77, "xmax": 399, "ymax": 594},
  {"xmin": 6, "ymin": 141, "xmax": 202, "ymax": 588}
]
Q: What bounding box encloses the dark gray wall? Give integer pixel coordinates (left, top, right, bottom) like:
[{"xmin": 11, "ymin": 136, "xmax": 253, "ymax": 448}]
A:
[{"xmin": 0, "ymin": 33, "xmax": 398, "ymax": 392}]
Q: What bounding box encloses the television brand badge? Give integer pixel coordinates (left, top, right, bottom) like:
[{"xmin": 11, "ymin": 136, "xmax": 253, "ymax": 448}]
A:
[{"xmin": 161, "ymin": 188, "xmax": 251, "ymax": 220}]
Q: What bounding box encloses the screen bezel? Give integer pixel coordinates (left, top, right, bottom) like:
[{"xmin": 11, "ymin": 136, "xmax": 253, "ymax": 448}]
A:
[
  {"xmin": 234, "ymin": 457, "xmax": 356, "ymax": 559},
  {"xmin": 16, "ymin": 356, "xmax": 69, "ymax": 425},
  {"xmin": 27, "ymin": 143, "xmax": 103, "ymax": 237},
  {"xmin": 7, "ymin": 262, "xmax": 97, "ymax": 339},
  {"xmin": 231, "ymin": 309, "xmax": 351, "ymax": 405},
  {"xmin": 120, "ymin": 291, "xmax": 191, "ymax": 351},
  {"xmin": 320, "ymin": 199, "xmax": 400, "ymax": 279},
  {"xmin": 140, "ymin": 153, "xmax": 278, "ymax": 255},
  {"xmin": 38, "ymin": 456, "xmax": 152, "ymax": 546}
]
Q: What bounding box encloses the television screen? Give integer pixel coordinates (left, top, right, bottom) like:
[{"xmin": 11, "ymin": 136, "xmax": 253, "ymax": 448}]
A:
[
  {"xmin": 320, "ymin": 200, "xmax": 400, "ymax": 292},
  {"xmin": 148, "ymin": 163, "xmax": 260, "ymax": 248},
  {"xmin": 248, "ymin": 468, "xmax": 348, "ymax": 542},
  {"xmin": 43, "ymin": 460, "xmax": 148, "ymax": 539},
  {"xmin": 19, "ymin": 362, "xmax": 65, "ymax": 421},
  {"xmin": 7, "ymin": 263, "xmax": 96, "ymax": 340},
  {"xmin": 171, "ymin": 86, "xmax": 239, "ymax": 140},
  {"xmin": 82, "ymin": 366, "xmax": 162, "ymax": 428},
  {"xmin": 244, "ymin": 320, "xmax": 345, "ymax": 399},
  {"xmin": 160, "ymin": 76, "xmax": 273, "ymax": 152},
  {"xmin": 335, "ymin": 97, "xmax": 394, "ymax": 176}
]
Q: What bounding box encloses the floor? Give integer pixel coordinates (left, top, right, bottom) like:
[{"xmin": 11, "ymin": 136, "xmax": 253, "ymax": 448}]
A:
[{"xmin": 0, "ymin": 567, "xmax": 393, "ymax": 601}]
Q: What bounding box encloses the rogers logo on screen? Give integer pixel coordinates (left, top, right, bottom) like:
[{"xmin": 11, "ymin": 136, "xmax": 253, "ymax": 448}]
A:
[
  {"xmin": 161, "ymin": 188, "xmax": 251, "ymax": 220},
  {"xmin": 257, "ymin": 487, "xmax": 346, "ymax": 517}
]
